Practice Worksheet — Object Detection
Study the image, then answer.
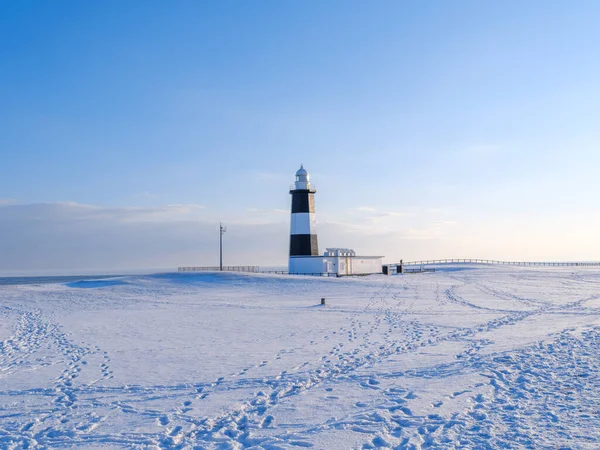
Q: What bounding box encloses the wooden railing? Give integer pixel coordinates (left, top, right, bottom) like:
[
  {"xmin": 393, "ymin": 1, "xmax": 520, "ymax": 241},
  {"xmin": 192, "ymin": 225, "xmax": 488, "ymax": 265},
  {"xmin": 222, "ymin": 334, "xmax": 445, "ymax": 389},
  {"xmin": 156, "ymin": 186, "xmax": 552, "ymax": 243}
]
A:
[
  {"xmin": 178, "ymin": 266, "xmax": 259, "ymax": 272},
  {"xmin": 391, "ymin": 259, "xmax": 600, "ymax": 267},
  {"xmin": 177, "ymin": 267, "xmax": 351, "ymax": 277}
]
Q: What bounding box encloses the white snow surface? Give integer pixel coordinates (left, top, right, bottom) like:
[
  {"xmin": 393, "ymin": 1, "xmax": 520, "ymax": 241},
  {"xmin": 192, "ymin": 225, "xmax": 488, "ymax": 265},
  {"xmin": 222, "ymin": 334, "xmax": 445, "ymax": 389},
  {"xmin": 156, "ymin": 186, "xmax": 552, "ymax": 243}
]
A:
[{"xmin": 1, "ymin": 266, "xmax": 600, "ymax": 449}]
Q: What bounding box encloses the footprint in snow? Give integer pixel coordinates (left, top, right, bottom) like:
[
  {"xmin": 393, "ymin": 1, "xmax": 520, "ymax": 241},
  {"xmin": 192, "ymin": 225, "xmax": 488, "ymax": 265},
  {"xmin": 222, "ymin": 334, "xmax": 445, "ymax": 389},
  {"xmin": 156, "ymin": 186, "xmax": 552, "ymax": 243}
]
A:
[
  {"xmin": 261, "ymin": 415, "xmax": 274, "ymax": 428},
  {"xmin": 21, "ymin": 422, "xmax": 35, "ymax": 432},
  {"xmin": 473, "ymin": 393, "xmax": 486, "ymax": 403},
  {"xmin": 158, "ymin": 416, "xmax": 169, "ymax": 426},
  {"xmin": 469, "ymin": 411, "xmax": 487, "ymax": 421},
  {"xmin": 289, "ymin": 441, "xmax": 313, "ymax": 447},
  {"xmin": 169, "ymin": 425, "xmax": 183, "ymax": 436}
]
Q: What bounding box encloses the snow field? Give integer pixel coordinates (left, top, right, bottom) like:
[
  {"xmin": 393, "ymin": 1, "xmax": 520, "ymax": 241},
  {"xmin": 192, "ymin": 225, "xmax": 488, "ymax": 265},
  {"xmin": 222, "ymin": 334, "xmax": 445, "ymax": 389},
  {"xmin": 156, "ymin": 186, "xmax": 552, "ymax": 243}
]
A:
[{"xmin": 1, "ymin": 267, "xmax": 600, "ymax": 449}]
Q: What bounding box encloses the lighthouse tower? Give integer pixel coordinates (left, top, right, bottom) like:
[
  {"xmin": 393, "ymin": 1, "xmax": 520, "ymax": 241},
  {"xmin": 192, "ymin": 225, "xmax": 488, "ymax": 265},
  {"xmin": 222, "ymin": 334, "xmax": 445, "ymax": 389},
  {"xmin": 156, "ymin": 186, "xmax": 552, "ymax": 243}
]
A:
[{"xmin": 289, "ymin": 165, "xmax": 319, "ymax": 272}]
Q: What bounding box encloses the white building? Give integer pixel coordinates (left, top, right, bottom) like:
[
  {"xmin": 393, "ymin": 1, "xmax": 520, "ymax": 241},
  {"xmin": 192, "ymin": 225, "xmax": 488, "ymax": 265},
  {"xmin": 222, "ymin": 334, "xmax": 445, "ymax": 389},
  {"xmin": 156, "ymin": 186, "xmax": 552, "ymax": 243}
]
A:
[
  {"xmin": 322, "ymin": 248, "xmax": 383, "ymax": 276},
  {"xmin": 289, "ymin": 248, "xmax": 383, "ymax": 276},
  {"xmin": 288, "ymin": 166, "xmax": 384, "ymax": 276}
]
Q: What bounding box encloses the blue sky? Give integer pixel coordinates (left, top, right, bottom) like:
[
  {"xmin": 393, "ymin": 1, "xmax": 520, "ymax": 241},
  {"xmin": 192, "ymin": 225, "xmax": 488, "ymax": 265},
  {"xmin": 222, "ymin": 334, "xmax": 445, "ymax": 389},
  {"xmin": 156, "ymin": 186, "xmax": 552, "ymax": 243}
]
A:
[{"xmin": 1, "ymin": 1, "xmax": 600, "ymax": 271}]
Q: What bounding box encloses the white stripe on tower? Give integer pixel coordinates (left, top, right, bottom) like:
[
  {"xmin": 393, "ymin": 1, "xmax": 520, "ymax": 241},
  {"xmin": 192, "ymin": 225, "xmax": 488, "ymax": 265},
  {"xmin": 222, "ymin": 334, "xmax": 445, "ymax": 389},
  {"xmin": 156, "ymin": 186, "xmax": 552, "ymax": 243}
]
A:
[{"xmin": 290, "ymin": 213, "xmax": 317, "ymax": 235}]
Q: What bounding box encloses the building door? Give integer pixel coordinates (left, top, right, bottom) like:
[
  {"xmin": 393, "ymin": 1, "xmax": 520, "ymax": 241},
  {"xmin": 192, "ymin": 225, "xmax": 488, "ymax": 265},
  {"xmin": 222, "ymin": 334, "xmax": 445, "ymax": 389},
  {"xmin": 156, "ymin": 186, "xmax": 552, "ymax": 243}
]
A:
[{"xmin": 326, "ymin": 261, "xmax": 333, "ymax": 273}]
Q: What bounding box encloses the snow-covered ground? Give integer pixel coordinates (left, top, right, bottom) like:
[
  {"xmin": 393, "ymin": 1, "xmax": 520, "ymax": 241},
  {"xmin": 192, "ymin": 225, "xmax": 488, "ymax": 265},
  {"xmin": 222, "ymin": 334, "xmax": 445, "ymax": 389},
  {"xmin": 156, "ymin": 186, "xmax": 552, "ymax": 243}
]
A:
[{"xmin": 1, "ymin": 266, "xmax": 600, "ymax": 449}]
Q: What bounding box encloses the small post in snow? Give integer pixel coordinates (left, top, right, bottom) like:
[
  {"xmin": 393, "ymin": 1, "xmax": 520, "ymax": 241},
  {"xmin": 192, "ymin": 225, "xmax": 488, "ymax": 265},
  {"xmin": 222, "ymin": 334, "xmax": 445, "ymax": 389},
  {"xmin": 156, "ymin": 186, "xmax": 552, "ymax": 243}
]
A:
[{"xmin": 321, "ymin": 297, "xmax": 326, "ymax": 305}]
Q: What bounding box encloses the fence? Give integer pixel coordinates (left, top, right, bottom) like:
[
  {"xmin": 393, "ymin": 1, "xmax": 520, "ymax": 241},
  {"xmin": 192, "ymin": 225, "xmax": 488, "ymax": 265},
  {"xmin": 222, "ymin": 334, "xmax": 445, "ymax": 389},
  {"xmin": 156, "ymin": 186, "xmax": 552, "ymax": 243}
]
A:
[
  {"xmin": 178, "ymin": 266, "xmax": 259, "ymax": 273},
  {"xmin": 393, "ymin": 259, "xmax": 600, "ymax": 267},
  {"xmin": 403, "ymin": 268, "xmax": 436, "ymax": 273},
  {"xmin": 383, "ymin": 265, "xmax": 435, "ymax": 275},
  {"xmin": 259, "ymin": 271, "xmax": 341, "ymax": 277}
]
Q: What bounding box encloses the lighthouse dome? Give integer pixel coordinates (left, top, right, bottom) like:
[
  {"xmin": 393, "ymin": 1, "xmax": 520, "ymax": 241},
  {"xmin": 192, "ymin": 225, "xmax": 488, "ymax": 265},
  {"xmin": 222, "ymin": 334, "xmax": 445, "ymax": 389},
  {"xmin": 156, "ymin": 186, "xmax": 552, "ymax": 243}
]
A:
[
  {"xmin": 296, "ymin": 165, "xmax": 308, "ymax": 178},
  {"xmin": 294, "ymin": 165, "xmax": 311, "ymax": 189}
]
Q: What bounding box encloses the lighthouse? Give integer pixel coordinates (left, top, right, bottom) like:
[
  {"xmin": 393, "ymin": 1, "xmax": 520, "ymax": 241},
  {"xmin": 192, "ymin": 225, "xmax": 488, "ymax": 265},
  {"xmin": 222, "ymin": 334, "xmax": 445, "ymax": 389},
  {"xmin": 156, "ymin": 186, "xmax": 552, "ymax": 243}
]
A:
[
  {"xmin": 289, "ymin": 165, "xmax": 319, "ymax": 260},
  {"xmin": 288, "ymin": 165, "xmax": 384, "ymax": 275}
]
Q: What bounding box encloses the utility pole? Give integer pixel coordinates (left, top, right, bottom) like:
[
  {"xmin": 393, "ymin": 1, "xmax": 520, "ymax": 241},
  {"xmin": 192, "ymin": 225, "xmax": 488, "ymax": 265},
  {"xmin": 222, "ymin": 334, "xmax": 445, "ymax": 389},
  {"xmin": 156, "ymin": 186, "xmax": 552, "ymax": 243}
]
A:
[{"xmin": 219, "ymin": 222, "xmax": 227, "ymax": 271}]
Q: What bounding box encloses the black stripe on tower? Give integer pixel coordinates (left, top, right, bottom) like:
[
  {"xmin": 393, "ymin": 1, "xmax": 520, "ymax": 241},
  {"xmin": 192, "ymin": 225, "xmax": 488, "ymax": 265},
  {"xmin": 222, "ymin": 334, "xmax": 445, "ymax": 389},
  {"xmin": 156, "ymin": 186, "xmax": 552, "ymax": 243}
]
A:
[
  {"xmin": 290, "ymin": 234, "xmax": 319, "ymax": 256},
  {"xmin": 290, "ymin": 190, "xmax": 316, "ymax": 213}
]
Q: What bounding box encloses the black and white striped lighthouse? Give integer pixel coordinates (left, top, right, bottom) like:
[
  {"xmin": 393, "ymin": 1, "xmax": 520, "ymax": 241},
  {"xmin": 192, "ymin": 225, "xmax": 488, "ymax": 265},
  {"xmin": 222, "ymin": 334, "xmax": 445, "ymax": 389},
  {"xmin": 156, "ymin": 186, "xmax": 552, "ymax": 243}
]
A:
[{"xmin": 289, "ymin": 165, "xmax": 319, "ymax": 259}]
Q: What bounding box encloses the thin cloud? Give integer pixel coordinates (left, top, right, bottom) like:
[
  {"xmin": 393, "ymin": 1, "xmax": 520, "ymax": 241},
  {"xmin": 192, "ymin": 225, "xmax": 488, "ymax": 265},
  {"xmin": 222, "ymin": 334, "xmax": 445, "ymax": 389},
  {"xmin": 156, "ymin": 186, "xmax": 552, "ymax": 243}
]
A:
[
  {"xmin": 376, "ymin": 211, "xmax": 414, "ymax": 218},
  {"xmin": 131, "ymin": 191, "xmax": 162, "ymax": 201},
  {"xmin": 0, "ymin": 202, "xmax": 287, "ymax": 271},
  {"xmin": 247, "ymin": 208, "xmax": 288, "ymax": 214},
  {"xmin": 0, "ymin": 202, "xmax": 207, "ymax": 223}
]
